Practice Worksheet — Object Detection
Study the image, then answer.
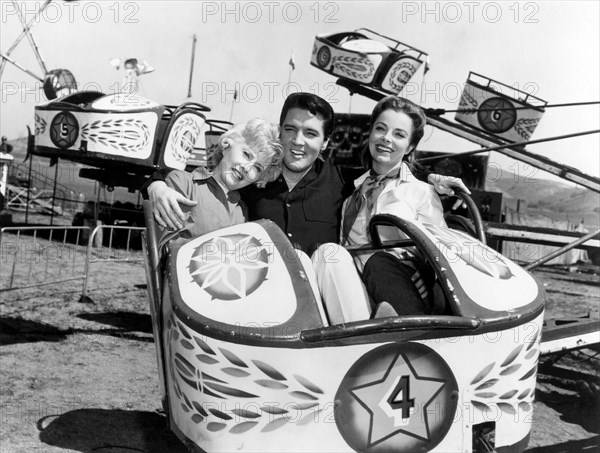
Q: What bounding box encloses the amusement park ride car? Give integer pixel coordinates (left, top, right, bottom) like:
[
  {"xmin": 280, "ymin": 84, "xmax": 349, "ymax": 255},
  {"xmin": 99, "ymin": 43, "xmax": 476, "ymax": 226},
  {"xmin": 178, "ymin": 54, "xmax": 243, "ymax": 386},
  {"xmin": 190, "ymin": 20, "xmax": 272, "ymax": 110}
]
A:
[{"xmin": 4, "ymin": 12, "xmax": 599, "ymax": 452}]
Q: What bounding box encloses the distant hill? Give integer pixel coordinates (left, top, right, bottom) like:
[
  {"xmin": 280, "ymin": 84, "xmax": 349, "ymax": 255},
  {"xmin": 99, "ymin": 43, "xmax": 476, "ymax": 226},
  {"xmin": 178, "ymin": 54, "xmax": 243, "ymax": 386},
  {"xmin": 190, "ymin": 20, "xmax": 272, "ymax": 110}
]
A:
[{"xmin": 488, "ymin": 174, "xmax": 600, "ymax": 228}]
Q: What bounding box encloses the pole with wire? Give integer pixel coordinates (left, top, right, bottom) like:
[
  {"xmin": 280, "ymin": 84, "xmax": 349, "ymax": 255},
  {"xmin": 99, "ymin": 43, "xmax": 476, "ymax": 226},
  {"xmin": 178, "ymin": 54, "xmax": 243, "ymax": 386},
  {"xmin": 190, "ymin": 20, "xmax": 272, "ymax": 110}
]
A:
[
  {"xmin": 187, "ymin": 34, "xmax": 197, "ymax": 98},
  {"xmin": 229, "ymin": 88, "xmax": 238, "ymax": 123},
  {"xmin": 288, "ymin": 51, "xmax": 295, "ymax": 86}
]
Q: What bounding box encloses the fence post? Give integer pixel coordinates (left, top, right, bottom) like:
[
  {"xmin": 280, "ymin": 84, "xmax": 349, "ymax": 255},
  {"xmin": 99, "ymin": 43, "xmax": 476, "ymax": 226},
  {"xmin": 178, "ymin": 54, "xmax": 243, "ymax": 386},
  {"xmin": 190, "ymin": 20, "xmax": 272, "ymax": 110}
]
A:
[{"xmin": 79, "ymin": 225, "xmax": 95, "ymax": 304}]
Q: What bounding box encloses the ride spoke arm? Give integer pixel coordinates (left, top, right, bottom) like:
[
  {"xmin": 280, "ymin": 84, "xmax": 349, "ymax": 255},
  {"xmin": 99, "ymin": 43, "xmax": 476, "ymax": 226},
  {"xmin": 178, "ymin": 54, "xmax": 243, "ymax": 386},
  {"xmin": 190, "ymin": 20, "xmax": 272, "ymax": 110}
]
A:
[
  {"xmin": 0, "ymin": 0, "xmax": 51, "ymax": 79},
  {"xmin": 426, "ymin": 115, "xmax": 600, "ymax": 193},
  {"xmin": 13, "ymin": 0, "xmax": 49, "ymax": 75}
]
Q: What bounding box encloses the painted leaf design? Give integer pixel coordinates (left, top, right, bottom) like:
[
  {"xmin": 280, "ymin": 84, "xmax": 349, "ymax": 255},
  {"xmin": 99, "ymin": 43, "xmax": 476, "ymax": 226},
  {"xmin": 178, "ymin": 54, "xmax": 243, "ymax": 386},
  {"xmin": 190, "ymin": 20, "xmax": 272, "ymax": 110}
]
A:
[
  {"xmin": 182, "ymin": 392, "xmax": 193, "ymax": 409},
  {"xmin": 204, "ymin": 382, "xmax": 258, "ymax": 398},
  {"xmin": 231, "ymin": 408, "xmax": 261, "ymax": 419},
  {"xmin": 289, "ymin": 391, "xmax": 318, "ymax": 401},
  {"xmin": 474, "ymin": 392, "xmax": 496, "ymax": 399},
  {"xmin": 517, "ymin": 389, "xmax": 531, "ymax": 400},
  {"xmin": 180, "ymin": 339, "xmax": 194, "ymax": 350},
  {"xmin": 525, "ymin": 348, "xmax": 538, "ymax": 360},
  {"xmin": 181, "ymin": 403, "xmax": 190, "ymax": 413},
  {"xmin": 471, "ymin": 362, "xmax": 495, "ymax": 385},
  {"xmin": 207, "ymin": 422, "xmax": 227, "ymax": 432},
  {"xmin": 222, "ymin": 367, "xmax": 250, "ymax": 378},
  {"xmin": 230, "ymin": 421, "xmax": 258, "ymax": 434},
  {"xmin": 174, "ymin": 354, "xmax": 195, "ymax": 378},
  {"xmin": 176, "ymin": 321, "xmax": 191, "ymax": 339},
  {"xmin": 261, "ymin": 405, "xmax": 289, "ymax": 415},
  {"xmin": 220, "ymin": 348, "xmax": 248, "ymax": 368},
  {"xmin": 526, "ymin": 332, "xmax": 539, "ymax": 351},
  {"xmin": 191, "ymin": 414, "xmax": 204, "ymax": 423},
  {"xmin": 500, "ymin": 390, "xmax": 518, "ymax": 400},
  {"xmin": 475, "ymin": 379, "xmax": 499, "ymax": 391},
  {"xmin": 294, "ymin": 374, "xmax": 324, "ymax": 394},
  {"xmin": 253, "ymin": 360, "xmax": 286, "ymax": 381},
  {"xmin": 261, "ymin": 417, "xmax": 288, "ymax": 432},
  {"xmin": 196, "ymin": 354, "xmax": 219, "ymax": 365},
  {"xmin": 471, "ymin": 401, "xmax": 489, "ymax": 412},
  {"xmin": 255, "ymin": 380, "xmax": 288, "ymax": 390},
  {"xmin": 519, "ymin": 402, "xmax": 532, "ymax": 412},
  {"xmin": 290, "ymin": 402, "xmax": 319, "ymax": 410},
  {"xmin": 500, "ymin": 364, "xmax": 522, "ymax": 376},
  {"xmin": 501, "ymin": 345, "xmax": 524, "ymax": 367},
  {"xmin": 176, "ymin": 372, "xmax": 199, "ymax": 391},
  {"xmin": 201, "ymin": 372, "xmax": 227, "ymax": 383},
  {"xmin": 519, "ymin": 365, "xmax": 537, "ymax": 381},
  {"xmin": 194, "ymin": 336, "xmax": 216, "ymax": 355},
  {"xmin": 209, "ymin": 408, "xmax": 232, "ymax": 420},
  {"xmin": 298, "ymin": 409, "xmax": 322, "ymax": 426},
  {"xmin": 192, "ymin": 401, "xmax": 208, "ymax": 417},
  {"xmin": 202, "ymin": 386, "xmax": 225, "ymax": 399},
  {"xmin": 497, "ymin": 402, "xmax": 516, "ymax": 414},
  {"xmin": 173, "ymin": 383, "xmax": 182, "ymax": 399},
  {"xmin": 172, "ymin": 329, "xmax": 180, "ymax": 341}
]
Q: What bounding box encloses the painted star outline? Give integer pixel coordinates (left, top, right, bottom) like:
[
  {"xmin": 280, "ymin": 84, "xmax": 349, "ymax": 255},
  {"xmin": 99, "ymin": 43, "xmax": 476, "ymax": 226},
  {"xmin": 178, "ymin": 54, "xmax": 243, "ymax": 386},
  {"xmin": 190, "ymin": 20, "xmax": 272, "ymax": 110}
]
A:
[{"xmin": 349, "ymin": 351, "xmax": 448, "ymax": 448}]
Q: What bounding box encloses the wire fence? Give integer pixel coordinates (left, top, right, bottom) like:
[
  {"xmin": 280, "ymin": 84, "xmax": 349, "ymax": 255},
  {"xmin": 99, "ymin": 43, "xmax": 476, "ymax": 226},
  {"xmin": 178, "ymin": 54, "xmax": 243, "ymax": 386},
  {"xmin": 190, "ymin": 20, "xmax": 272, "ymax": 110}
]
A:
[{"xmin": 0, "ymin": 225, "xmax": 146, "ymax": 299}]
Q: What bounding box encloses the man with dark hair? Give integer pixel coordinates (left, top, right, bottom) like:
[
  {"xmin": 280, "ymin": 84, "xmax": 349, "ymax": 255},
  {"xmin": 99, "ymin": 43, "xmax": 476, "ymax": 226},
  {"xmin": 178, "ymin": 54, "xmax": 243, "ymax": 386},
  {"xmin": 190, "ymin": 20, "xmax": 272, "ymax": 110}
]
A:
[{"xmin": 144, "ymin": 92, "xmax": 465, "ymax": 255}]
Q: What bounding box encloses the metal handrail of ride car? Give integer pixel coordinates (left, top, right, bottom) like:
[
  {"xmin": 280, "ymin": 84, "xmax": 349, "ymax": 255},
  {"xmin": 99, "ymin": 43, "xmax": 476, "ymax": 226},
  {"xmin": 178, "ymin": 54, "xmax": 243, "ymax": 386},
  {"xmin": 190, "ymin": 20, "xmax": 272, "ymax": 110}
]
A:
[
  {"xmin": 162, "ymin": 101, "xmax": 211, "ymax": 121},
  {"xmin": 300, "ymin": 315, "xmax": 482, "ymax": 342},
  {"xmin": 206, "ymin": 119, "xmax": 234, "ymax": 132},
  {"xmin": 450, "ymin": 189, "xmax": 486, "ymax": 244}
]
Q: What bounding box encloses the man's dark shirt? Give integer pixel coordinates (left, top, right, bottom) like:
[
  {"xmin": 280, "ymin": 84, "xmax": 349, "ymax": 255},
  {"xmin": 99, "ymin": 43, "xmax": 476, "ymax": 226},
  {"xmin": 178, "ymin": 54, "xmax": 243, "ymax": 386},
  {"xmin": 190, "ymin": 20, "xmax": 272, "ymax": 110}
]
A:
[{"xmin": 240, "ymin": 159, "xmax": 362, "ymax": 255}]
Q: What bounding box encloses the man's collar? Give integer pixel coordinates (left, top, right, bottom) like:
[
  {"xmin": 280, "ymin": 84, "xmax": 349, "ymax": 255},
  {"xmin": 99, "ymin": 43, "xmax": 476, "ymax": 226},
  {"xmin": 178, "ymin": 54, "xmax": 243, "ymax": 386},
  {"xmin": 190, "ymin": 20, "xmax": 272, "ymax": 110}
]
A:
[{"xmin": 281, "ymin": 157, "xmax": 325, "ymax": 190}]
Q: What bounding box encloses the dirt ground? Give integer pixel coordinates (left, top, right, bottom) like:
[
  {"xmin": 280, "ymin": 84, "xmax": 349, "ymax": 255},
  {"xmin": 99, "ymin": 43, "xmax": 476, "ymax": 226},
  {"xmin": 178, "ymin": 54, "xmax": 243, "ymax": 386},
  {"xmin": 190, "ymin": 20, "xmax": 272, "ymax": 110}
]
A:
[{"xmin": 0, "ymin": 229, "xmax": 599, "ymax": 453}]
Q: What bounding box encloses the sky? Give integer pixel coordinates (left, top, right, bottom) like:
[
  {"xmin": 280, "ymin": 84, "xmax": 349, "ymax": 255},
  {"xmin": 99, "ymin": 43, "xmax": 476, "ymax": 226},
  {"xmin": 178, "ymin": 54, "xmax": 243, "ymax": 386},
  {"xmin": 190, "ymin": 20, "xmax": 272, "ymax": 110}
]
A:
[{"xmin": 1, "ymin": 0, "xmax": 599, "ymax": 182}]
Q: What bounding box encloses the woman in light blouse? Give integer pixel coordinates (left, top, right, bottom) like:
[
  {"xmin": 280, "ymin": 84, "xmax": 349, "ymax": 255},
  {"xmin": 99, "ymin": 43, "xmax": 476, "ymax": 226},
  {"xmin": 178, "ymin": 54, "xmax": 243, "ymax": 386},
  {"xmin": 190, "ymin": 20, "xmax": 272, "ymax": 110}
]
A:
[{"xmin": 313, "ymin": 96, "xmax": 447, "ymax": 323}]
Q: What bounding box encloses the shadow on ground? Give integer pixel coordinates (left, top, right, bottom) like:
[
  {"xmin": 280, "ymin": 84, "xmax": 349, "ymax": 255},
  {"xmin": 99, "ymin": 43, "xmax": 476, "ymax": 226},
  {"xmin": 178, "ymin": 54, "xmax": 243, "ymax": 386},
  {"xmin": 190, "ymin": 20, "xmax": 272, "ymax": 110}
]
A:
[
  {"xmin": 0, "ymin": 317, "xmax": 70, "ymax": 345},
  {"xmin": 77, "ymin": 311, "xmax": 152, "ymax": 334},
  {"xmin": 525, "ymin": 435, "xmax": 600, "ymax": 453},
  {"xmin": 0, "ymin": 313, "xmax": 153, "ymax": 346},
  {"xmin": 38, "ymin": 408, "xmax": 188, "ymax": 453}
]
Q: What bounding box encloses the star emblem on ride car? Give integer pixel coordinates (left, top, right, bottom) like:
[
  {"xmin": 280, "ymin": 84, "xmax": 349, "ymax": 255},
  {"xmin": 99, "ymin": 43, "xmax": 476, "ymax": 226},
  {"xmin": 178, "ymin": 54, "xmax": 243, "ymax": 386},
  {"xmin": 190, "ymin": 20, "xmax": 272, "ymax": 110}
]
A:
[
  {"xmin": 188, "ymin": 234, "xmax": 270, "ymax": 300},
  {"xmin": 350, "ymin": 352, "xmax": 445, "ymax": 445},
  {"xmin": 335, "ymin": 343, "xmax": 458, "ymax": 453},
  {"xmin": 49, "ymin": 111, "xmax": 79, "ymax": 149}
]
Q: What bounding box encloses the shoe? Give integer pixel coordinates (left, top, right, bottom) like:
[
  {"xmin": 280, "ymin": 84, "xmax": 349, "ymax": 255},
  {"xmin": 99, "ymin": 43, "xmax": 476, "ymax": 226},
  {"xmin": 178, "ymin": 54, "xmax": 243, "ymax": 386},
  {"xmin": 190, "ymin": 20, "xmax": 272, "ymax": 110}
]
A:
[{"xmin": 372, "ymin": 301, "xmax": 398, "ymax": 319}]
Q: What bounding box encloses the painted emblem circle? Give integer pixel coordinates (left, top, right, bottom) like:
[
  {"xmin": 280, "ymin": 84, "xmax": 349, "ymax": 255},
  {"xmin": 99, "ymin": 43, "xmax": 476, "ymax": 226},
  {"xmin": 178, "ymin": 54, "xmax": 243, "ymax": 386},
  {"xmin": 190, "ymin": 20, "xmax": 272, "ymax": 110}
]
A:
[
  {"xmin": 316, "ymin": 46, "xmax": 331, "ymax": 68},
  {"xmin": 477, "ymin": 97, "xmax": 517, "ymax": 133},
  {"xmin": 188, "ymin": 233, "xmax": 269, "ymax": 300},
  {"xmin": 49, "ymin": 111, "xmax": 79, "ymax": 149},
  {"xmin": 335, "ymin": 342, "xmax": 458, "ymax": 453}
]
